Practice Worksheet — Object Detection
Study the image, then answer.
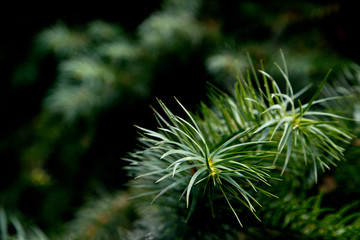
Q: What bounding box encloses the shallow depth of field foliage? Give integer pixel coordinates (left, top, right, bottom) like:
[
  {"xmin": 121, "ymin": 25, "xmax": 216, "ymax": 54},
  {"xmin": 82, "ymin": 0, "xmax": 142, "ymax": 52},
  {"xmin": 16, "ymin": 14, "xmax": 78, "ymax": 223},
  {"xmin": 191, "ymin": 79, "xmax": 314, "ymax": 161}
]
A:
[{"xmin": 1, "ymin": 0, "xmax": 360, "ymax": 239}]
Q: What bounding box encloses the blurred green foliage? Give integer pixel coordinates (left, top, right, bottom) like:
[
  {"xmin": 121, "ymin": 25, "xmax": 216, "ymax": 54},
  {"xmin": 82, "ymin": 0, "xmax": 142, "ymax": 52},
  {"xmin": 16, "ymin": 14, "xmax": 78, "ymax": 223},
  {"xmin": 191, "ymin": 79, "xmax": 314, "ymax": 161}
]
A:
[
  {"xmin": 0, "ymin": 209, "xmax": 48, "ymax": 240},
  {"xmin": 1, "ymin": 0, "xmax": 360, "ymax": 239}
]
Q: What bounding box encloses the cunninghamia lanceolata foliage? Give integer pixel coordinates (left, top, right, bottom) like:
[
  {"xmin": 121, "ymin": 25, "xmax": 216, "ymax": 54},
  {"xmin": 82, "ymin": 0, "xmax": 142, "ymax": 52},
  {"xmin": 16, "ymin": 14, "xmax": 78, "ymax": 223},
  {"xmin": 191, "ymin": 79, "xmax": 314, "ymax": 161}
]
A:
[{"xmin": 125, "ymin": 52, "xmax": 353, "ymax": 226}]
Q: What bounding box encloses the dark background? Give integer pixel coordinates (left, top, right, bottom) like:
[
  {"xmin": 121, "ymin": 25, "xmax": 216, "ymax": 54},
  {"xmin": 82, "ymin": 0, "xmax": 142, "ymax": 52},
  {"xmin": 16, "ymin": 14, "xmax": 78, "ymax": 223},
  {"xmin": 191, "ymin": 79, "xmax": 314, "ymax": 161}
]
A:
[{"xmin": 1, "ymin": 0, "xmax": 359, "ymax": 235}]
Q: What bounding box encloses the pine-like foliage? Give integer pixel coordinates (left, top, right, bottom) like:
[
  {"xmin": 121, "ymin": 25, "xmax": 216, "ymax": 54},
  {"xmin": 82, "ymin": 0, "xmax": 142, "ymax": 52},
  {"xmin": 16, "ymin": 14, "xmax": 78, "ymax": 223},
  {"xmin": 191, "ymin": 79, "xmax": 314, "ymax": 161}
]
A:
[
  {"xmin": 62, "ymin": 192, "xmax": 137, "ymax": 240},
  {"xmin": 0, "ymin": 209, "xmax": 47, "ymax": 240},
  {"xmin": 36, "ymin": 0, "xmax": 210, "ymax": 122},
  {"xmin": 38, "ymin": 21, "xmax": 147, "ymax": 121},
  {"xmin": 258, "ymin": 194, "xmax": 360, "ymax": 239},
  {"xmin": 124, "ymin": 52, "xmax": 358, "ymax": 238},
  {"xmin": 4, "ymin": 0, "xmax": 360, "ymax": 239}
]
